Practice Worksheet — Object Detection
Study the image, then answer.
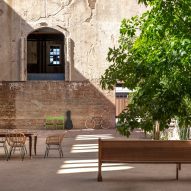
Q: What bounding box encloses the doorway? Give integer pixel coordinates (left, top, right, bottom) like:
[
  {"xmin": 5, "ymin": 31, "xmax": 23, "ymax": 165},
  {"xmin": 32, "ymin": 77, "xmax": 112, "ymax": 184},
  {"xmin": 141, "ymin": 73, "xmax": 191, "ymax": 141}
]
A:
[{"xmin": 27, "ymin": 28, "xmax": 65, "ymax": 80}]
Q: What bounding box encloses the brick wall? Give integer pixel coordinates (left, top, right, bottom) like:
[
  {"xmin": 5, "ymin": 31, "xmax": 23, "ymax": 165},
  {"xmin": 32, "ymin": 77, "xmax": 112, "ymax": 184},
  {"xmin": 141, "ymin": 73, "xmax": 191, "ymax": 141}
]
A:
[{"xmin": 0, "ymin": 81, "xmax": 115, "ymax": 130}]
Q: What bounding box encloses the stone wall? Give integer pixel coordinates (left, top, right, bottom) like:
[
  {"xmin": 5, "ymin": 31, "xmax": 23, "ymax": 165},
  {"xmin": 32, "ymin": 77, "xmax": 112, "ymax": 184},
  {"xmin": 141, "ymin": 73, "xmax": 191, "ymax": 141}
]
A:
[
  {"xmin": 0, "ymin": 0, "xmax": 146, "ymax": 129},
  {"xmin": 0, "ymin": 81, "xmax": 115, "ymax": 129},
  {"xmin": 0, "ymin": 0, "xmax": 146, "ymax": 81}
]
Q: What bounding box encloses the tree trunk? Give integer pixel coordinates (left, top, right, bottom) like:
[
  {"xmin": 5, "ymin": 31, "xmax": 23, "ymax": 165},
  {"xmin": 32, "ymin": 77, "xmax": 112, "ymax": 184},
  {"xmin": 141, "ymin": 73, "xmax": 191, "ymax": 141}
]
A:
[{"xmin": 153, "ymin": 121, "xmax": 160, "ymax": 140}]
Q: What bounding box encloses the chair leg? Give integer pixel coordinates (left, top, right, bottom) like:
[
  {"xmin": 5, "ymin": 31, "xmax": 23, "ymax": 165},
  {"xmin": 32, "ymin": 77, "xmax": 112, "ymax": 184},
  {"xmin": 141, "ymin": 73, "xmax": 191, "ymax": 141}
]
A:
[
  {"xmin": 44, "ymin": 145, "xmax": 50, "ymax": 158},
  {"xmin": 44, "ymin": 147, "xmax": 47, "ymax": 158},
  {"xmin": 3, "ymin": 143, "xmax": 9, "ymax": 160},
  {"xmin": 21, "ymin": 146, "xmax": 25, "ymax": 161},
  {"xmin": 12, "ymin": 147, "xmax": 16, "ymax": 154},
  {"xmin": 7, "ymin": 145, "xmax": 26, "ymax": 161},
  {"xmin": 8, "ymin": 146, "xmax": 13, "ymax": 160},
  {"xmin": 59, "ymin": 145, "xmax": 63, "ymax": 158},
  {"xmin": 60, "ymin": 150, "xmax": 63, "ymax": 158},
  {"xmin": 20, "ymin": 147, "xmax": 23, "ymax": 160},
  {"xmin": 61, "ymin": 149, "xmax": 64, "ymax": 157},
  {"xmin": 44, "ymin": 148, "xmax": 47, "ymax": 158},
  {"xmin": 24, "ymin": 146, "xmax": 27, "ymax": 154},
  {"xmin": 47, "ymin": 146, "xmax": 50, "ymax": 157},
  {"xmin": 44, "ymin": 144, "xmax": 64, "ymax": 158},
  {"xmin": 59, "ymin": 149, "xmax": 62, "ymax": 158}
]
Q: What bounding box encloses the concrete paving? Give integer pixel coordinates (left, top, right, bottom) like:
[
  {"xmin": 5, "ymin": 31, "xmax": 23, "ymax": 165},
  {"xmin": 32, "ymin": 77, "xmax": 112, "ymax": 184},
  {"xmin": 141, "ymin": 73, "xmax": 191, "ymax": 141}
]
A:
[{"xmin": 0, "ymin": 129, "xmax": 191, "ymax": 191}]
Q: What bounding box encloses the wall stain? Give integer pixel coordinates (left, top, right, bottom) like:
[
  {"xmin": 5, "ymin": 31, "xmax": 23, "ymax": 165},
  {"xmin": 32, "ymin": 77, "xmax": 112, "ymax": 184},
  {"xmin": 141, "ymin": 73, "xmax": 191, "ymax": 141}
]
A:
[{"xmin": 88, "ymin": 0, "xmax": 96, "ymax": 9}]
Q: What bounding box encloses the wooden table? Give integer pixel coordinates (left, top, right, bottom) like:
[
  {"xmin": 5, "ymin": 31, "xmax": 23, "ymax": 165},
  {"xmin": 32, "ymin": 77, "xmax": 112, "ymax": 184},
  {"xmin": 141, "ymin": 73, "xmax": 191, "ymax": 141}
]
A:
[{"xmin": 0, "ymin": 131, "xmax": 37, "ymax": 158}]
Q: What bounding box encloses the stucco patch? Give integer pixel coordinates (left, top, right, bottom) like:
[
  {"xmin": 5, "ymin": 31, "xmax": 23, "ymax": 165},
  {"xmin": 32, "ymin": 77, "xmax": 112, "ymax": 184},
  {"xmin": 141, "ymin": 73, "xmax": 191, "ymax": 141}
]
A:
[{"xmin": 88, "ymin": 0, "xmax": 96, "ymax": 9}]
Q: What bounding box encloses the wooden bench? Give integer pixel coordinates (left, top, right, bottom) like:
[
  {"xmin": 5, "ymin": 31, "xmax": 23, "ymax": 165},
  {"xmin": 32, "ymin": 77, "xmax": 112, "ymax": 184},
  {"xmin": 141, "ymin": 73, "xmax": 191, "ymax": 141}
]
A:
[{"xmin": 97, "ymin": 139, "xmax": 191, "ymax": 181}]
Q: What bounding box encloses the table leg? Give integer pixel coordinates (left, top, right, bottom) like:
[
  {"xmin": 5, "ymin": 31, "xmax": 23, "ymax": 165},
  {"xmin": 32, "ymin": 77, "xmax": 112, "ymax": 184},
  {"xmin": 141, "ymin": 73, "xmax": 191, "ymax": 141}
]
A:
[
  {"xmin": 29, "ymin": 135, "xmax": 32, "ymax": 158},
  {"xmin": 34, "ymin": 135, "xmax": 37, "ymax": 155}
]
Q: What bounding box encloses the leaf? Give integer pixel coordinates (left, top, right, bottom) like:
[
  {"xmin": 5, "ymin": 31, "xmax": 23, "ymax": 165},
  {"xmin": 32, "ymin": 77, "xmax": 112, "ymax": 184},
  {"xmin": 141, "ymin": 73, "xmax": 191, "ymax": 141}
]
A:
[{"xmin": 101, "ymin": 0, "xmax": 191, "ymax": 138}]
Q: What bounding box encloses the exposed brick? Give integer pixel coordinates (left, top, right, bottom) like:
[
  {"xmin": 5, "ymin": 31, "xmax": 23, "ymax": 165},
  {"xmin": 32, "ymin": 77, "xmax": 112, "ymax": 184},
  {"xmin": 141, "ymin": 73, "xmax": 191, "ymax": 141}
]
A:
[{"xmin": 0, "ymin": 81, "xmax": 115, "ymax": 130}]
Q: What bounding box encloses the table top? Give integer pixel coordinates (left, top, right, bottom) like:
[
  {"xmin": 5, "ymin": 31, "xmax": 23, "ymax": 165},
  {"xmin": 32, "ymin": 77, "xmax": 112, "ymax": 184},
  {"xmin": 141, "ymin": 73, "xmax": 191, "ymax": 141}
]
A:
[{"xmin": 0, "ymin": 130, "xmax": 37, "ymax": 137}]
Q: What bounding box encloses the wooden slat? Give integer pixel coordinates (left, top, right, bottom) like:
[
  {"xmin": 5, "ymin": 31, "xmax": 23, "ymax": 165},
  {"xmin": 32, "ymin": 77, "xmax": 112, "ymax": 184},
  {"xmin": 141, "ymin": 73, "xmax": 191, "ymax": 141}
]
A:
[
  {"xmin": 115, "ymin": 97, "xmax": 128, "ymax": 116},
  {"xmin": 98, "ymin": 139, "xmax": 191, "ymax": 181},
  {"xmin": 100, "ymin": 140, "xmax": 191, "ymax": 162}
]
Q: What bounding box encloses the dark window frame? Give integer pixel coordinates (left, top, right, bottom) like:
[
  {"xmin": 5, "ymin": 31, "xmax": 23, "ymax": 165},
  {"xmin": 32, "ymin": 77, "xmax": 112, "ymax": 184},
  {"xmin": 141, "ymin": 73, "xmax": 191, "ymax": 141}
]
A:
[{"xmin": 49, "ymin": 45, "xmax": 61, "ymax": 66}]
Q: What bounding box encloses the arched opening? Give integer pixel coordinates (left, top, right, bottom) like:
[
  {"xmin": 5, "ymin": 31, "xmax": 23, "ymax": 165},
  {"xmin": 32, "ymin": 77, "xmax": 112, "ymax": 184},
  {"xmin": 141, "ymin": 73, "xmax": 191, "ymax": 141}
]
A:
[{"xmin": 27, "ymin": 27, "xmax": 65, "ymax": 80}]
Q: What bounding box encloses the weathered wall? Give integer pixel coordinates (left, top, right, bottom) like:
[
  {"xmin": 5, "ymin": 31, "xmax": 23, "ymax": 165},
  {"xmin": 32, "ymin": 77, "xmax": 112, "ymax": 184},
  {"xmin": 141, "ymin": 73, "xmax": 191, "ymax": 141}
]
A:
[
  {"xmin": 0, "ymin": 0, "xmax": 146, "ymax": 81},
  {"xmin": 0, "ymin": 81, "xmax": 115, "ymax": 129},
  {"xmin": 0, "ymin": 0, "xmax": 146, "ymax": 129}
]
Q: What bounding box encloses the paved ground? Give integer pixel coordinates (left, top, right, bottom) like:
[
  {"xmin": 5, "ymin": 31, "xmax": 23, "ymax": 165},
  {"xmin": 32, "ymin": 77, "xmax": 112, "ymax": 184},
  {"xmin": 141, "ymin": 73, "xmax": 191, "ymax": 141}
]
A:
[{"xmin": 0, "ymin": 129, "xmax": 191, "ymax": 191}]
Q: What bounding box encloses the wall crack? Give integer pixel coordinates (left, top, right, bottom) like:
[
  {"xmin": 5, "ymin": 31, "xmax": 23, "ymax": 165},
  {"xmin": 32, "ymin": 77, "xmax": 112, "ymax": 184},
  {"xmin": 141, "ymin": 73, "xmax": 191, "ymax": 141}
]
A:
[{"xmin": 85, "ymin": 0, "xmax": 97, "ymax": 23}]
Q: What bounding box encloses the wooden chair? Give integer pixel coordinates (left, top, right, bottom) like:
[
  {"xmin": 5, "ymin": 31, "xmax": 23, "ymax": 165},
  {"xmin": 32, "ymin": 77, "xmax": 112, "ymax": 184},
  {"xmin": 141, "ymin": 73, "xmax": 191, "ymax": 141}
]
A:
[
  {"xmin": 6, "ymin": 132, "xmax": 27, "ymax": 161},
  {"xmin": 44, "ymin": 134, "xmax": 65, "ymax": 158},
  {"xmin": 0, "ymin": 137, "xmax": 8, "ymax": 160}
]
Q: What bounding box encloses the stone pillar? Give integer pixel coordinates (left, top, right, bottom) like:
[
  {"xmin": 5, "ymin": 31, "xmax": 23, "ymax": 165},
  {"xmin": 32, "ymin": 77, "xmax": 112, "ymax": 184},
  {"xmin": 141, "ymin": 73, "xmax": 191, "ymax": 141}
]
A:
[
  {"xmin": 20, "ymin": 37, "xmax": 27, "ymax": 81},
  {"xmin": 66, "ymin": 37, "xmax": 72, "ymax": 81}
]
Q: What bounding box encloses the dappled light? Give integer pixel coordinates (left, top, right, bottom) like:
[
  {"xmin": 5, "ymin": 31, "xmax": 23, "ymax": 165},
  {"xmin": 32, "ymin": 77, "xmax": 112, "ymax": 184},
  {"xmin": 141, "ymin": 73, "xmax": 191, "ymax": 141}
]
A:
[
  {"xmin": 58, "ymin": 133, "xmax": 134, "ymax": 174},
  {"xmin": 71, "ymin": 144, "xmax": 98, "ymax": 153},
  {"xmin": 75, "ymin": 134, "xmax": 114, "ymax": 141},
  {"xmin": 57, "ymin": 159, "xmax": 134, "ymax": 174}
]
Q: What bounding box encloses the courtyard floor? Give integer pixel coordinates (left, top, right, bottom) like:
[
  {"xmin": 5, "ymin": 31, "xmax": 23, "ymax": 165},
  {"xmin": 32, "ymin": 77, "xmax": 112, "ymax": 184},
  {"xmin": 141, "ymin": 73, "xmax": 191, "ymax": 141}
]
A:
[{"xmin": 0, "ymin": 129, "xmax": 191, "ymax": 191}]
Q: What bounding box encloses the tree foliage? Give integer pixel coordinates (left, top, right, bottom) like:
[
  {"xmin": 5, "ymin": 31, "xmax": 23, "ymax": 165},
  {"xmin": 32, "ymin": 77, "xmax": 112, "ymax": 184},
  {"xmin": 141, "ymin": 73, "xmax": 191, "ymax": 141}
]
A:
[{"xmin": 101, "ymin": 0, "xmax": 191, "ymax": 137}]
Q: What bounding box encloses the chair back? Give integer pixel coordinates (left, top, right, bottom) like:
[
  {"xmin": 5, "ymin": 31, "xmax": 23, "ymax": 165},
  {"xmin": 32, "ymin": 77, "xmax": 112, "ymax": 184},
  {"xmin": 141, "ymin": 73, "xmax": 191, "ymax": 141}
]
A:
[
  {"xmin": 0, "ymin": 137, "xmax": 6, "ymax": 143},
  {"xmin": 7, "ymin": 132, "xmax": 26, "ymax": 146},
  {"xmin": 46, "ymin": 134, "xmax": 64, "ymax": 145}
]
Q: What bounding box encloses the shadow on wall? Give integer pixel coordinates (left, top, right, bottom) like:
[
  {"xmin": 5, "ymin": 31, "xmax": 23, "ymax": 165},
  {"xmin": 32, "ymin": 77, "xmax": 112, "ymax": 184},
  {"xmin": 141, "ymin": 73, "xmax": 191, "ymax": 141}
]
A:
[
  {"xmin": 0, "ymin": 1, "xmax": 33, "ymax": 81},
  {"xmin": 0, "ymin": 1, "xmax": 115, "ymax": 130},
  {"xmin": 0, "ymin": 83, "xmax": 16, "ymax": 129},
  {"xmin": 6, "ymin": 80, "xmax": 115, "ymax": 129},
  {"xmin": 0, "ymin": 1, "xmax": 32, "ymax": 129}
]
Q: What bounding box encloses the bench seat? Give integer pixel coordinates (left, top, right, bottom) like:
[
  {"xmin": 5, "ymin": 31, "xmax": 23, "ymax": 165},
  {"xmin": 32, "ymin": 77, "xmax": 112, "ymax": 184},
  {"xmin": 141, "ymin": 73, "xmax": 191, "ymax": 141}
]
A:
[{"xmin": 98, "ymin": 139, "xmax": 191, "ymax": 181}]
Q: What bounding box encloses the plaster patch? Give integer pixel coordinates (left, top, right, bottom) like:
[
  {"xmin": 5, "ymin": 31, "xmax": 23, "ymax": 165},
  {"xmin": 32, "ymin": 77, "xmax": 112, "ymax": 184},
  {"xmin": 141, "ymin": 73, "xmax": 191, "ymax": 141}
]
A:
[{"xmin": 88, "ymin": 0, "xmax": 96, "ymax": 9}]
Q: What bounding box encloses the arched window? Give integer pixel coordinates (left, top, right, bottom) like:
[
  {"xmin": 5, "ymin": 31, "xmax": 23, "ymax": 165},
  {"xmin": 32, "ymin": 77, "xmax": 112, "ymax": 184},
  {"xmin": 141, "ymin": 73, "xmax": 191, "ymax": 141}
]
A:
[{"xmin": 27, "ymin": 27, "xmax": 65, "ymax": 80}]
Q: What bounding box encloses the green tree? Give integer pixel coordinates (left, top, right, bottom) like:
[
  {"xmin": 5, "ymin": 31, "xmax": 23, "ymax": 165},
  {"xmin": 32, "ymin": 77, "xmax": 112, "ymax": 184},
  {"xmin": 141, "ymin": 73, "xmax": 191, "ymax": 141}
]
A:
[{"xmin": 101, "ymin": 0, "xmax": 191, "ymax": 138}]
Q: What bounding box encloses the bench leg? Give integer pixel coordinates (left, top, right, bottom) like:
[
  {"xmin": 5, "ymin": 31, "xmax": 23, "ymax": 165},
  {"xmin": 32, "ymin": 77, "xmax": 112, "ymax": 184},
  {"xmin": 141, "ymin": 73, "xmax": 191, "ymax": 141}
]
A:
[
  {"xmin": 176, "ymin": 163, "xmax": 181, "ymax": 180},
  {"xmin": 97, "ymin": 162, "xmax": 102, "ymax": 182},
  {"xmin": 97, "ymin": 174, "xmax": 102, "ymax": 182},
  {"xmin": 178, "ymin": 163, "xmax": 181, "ymax": 170}
]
